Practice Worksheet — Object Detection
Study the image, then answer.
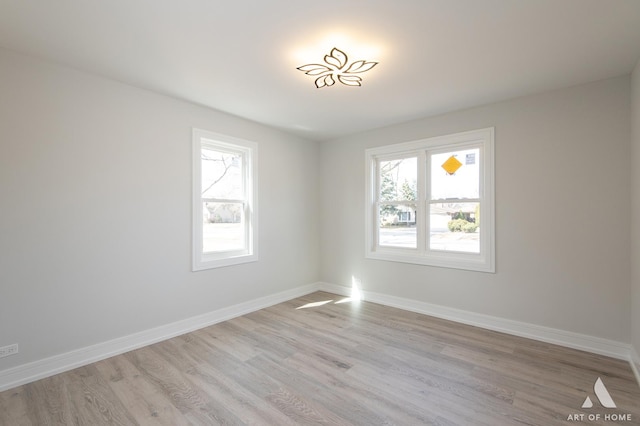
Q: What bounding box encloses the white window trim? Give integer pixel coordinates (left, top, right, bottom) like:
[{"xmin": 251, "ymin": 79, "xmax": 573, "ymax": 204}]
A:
[
  {"xmin": 365, "ymin": 127, "xmax": 495, "ymax": 273},
  {"xmin": 192, "ymin": 128, "xmax": 258, "ymax": 271}
]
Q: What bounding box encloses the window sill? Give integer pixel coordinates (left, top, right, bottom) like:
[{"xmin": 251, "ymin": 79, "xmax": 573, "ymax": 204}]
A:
[
  {"xmin": 193, "ymin": 252, "xmax": 258, "ymax": 271},
  {"xmin": 365, "ymin": 249, "xmax": 494, "ymax": 273}
]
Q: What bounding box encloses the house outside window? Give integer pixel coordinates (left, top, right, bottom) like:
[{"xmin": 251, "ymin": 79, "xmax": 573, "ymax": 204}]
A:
[
  {"xmin": 365, "ymin": 128, "xmax": 494, "ymax": 272},
  {"xmin": 192, "ymin": 129, "xmax": 258, "ymax": 271}
]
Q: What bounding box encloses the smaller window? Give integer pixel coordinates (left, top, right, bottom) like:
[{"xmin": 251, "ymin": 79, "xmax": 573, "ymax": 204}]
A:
[{"xmin": 192, "ymin": 129, "xmax": 258, "ymax": 270}]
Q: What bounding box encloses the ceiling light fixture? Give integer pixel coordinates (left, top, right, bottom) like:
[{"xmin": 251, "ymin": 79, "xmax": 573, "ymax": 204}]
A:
[{"xmin": 297, "ymin": 47, "xmax": 378, "ymax": 88}]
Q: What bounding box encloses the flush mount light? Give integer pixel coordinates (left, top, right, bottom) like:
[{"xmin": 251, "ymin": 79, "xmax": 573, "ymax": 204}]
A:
[{"xmin": 297, "ymin": 47, "xmax": 378, "ymax": 88}]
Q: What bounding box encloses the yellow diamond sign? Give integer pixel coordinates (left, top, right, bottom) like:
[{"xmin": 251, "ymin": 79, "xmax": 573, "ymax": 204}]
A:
[{"xmin": 442, "ymin": 155, "xmax": 462, "ymax": 175}]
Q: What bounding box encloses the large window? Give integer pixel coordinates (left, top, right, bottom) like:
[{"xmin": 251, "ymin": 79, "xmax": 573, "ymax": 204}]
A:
[
  {"xmin": 365, "ymin": 128, "xmax": 494, "ymax": 272},
  {"xmin": 192, "ymin": 129, "xmax": 257, "ymax": 270}
]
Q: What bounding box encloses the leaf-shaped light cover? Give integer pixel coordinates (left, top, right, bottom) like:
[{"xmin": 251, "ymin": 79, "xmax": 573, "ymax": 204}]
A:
[{"xmin": 297, "ymin": 47, "xmax": 378, "ymax": 88}]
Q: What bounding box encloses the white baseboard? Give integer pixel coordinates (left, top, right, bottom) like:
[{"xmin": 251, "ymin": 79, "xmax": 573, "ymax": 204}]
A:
[
  {"xmin": 631, "ymin": 346, "xmax": 640, "ymax": 387},
  {"xmin": 317, "ymin": 282, "xmax": 633, "ymax": 362},
  {"xmin": 0, "ymin": 283, "xmax": 321, "ymax": 392}
]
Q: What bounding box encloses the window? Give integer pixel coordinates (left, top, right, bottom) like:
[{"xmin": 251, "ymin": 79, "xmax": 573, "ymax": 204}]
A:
[
  {"xmin": 365, "ymin": 128, "xmax": 494, "ymax": 272},
  {"xmin": 192, "ymin": 129, "xmax": 257, "ymax": 270}
]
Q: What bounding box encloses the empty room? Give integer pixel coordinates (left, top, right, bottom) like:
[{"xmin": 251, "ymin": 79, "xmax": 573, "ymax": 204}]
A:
[{"xmin": 1, "ymin": 1, "xmax": 640, "ymax": 424}]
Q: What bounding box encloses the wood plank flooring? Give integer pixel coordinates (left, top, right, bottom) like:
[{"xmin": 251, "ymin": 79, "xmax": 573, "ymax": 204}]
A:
[{"xmin": 1, "ymin": 291, "xmax": 639, "ymax": 425}]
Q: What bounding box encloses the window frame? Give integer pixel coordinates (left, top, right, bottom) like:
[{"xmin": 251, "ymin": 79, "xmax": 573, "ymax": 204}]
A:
[
  {"xmin": 365, "ymin": 128, "xmax": 495, "ymax": 273},
  {"xmin": 192, "ymin": 128, "xmax": 258, "ymax": 271}
]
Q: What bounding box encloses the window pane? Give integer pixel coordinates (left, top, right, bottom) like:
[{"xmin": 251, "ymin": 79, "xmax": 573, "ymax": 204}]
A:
[
  {"xmin": 431, "ymin": 148, "xmax": 479, "ymax": 200},
  {"xmin": 203, "ymin": 202, "xmax": 245, "ymax": 253},
  {"xmin": 379, "ymin": 204, "xmax": 417, "ymax": 248},
  {"xmin": 201, "ymin": 148, "xmax": 243, "ymax": 200},
  {"xmin": 379, "ymin": 157, "xmax": 417, "ymax": 201},
  {"xmin": 429, "ymin": 202, "xmax": 479, "ymax": 253}
]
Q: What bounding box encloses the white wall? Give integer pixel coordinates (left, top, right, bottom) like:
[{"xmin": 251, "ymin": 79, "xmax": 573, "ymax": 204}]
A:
[
  {"xmin": 631, "ymin": 60, "xmax": 640, "ymax": 373},
  {"xmin": 320, "ymin": 76, "xmax": 631, "ymax": 343},
  {"xmin": 0, "ymin": 48, "xmax": 320, "ymax": 371}
]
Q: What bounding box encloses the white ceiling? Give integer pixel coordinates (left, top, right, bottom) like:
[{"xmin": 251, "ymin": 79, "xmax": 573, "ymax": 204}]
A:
[{"xmin": 1, "ymin": 0, "xmax": 640, "ymax": 141}]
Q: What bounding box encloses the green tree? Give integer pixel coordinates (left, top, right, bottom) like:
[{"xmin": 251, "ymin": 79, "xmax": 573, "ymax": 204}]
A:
[
  {"xmin": 400, "ymin": 179, "xmax": 416, "ymax": 201},
  {"xmin": 379, "ymin": 161, "xmax": 401, "ymax": 219},
  {"xmin": 380, "ymin": 174, "xmax": 397, "ymax": 217}
]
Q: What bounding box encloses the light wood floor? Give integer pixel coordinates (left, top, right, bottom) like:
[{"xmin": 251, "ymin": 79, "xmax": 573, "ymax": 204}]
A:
[{"xmin": 1, "ymin": 291, "xmax": 639, "ymax": 425}]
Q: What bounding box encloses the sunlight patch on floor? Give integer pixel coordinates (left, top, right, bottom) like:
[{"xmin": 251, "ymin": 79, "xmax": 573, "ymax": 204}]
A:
[
  {"xmin": 296, "ymin": 300, "xmax": 333, "ymax": 309},
  {"xmin": 295, "ymin": 276, "xmax": 364, "ymax": 309}
]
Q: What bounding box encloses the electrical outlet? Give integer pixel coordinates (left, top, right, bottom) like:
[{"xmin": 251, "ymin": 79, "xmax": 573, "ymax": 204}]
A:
[{"xmin": 0, "ymin": 344, "xmax": 18, "ymax": 358}]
